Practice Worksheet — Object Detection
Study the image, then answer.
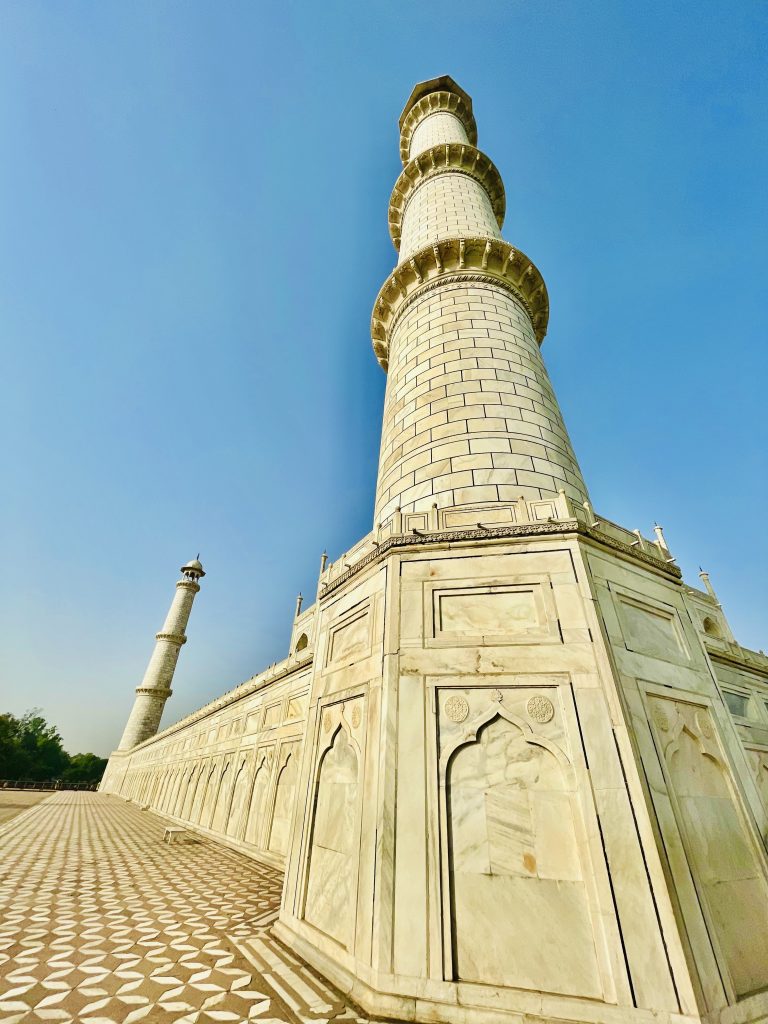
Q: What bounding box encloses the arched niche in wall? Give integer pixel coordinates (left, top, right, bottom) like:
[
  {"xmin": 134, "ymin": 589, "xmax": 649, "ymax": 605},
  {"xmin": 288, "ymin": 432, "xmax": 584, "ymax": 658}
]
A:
[
  {"xmin": 245, "ymin": 749, "xmax": 274, "ymax": 848},
  {"xmin": 445, "ymin": 711, "xmax": 601, "ymax": 997},
  {"xmin": 649, "ymin": 696, "xmax": 768, "ymax": 999},
  {"xmin": 196, "ymin": 763, "xmax": 218, "ymax": 825},
  {"xmin": 211, "ymin": 758, "xmax": 233, "ymax": 833},
  {"xmin": 268, "ymin": 742, "xmax": 301, "ymax": 857},
  {"xmin": 225, "ymin": 756, "xmax": 251, "ymax": 839},
  {"xmin": 303, "ymin": 724, "xmax": 360, "ymax": 950}
]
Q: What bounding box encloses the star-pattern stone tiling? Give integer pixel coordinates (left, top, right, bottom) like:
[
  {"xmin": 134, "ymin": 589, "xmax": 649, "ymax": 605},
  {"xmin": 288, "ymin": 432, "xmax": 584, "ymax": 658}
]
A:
[{"xmin": 0, "ymin": 793, "xmax": 368, "ymax": 1024}]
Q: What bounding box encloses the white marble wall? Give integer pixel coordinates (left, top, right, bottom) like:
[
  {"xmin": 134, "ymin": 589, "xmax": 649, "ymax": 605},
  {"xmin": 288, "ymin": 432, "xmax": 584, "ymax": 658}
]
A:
[
  {"xmin": 101, "ymin": 656, "xmax": 311, "ymax": 867},
  {"xmin": 275, "ymin": 528, "xmax": 768, "ymax": 1024}
]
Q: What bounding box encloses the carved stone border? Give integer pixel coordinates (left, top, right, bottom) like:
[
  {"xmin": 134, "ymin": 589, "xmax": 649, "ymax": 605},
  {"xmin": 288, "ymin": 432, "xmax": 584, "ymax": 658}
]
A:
[
  {"xmin": 320, "ymin": 520, "xmax": 682, "ymax": 599},
  {"xmin": 371, "ymin": 236, "xmax": 548, "ymax": 371},
  {"xmin": 399, "ymin": 90, "xmax": 478, "ymax": 164},
  {"xmin": 389, "ymin": 143, "xmax": 505, "ymax": 250}
]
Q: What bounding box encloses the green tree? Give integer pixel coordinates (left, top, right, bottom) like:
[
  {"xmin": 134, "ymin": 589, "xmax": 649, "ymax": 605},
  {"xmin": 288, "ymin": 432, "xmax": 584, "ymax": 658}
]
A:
[
  {"xmin": 0, "ymin": 709, "xmax": 70, "ymax": 781},
  {"xmin": 62, "ymin": 753, "xmax": 107, "ymax": 784},
  {"xmin": 0, "ymin": 713, "xmax": 27, "ymax": 778},
  {"xmin": 16, "ymin": 710, "xmax": 70, "ymax": 780}
]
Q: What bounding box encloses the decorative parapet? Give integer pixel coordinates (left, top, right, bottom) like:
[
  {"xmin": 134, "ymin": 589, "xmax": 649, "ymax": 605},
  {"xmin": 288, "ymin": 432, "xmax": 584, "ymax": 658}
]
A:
[
  {"xmin": 155, "ymin": 632, "xmax": 187, "ymax": 646},
  {"xmin": 399, "ymin": 89, "xmax": 477, "ymax": 164},
  {"xmin": 134, "ymin": 686, "xmax": 172, "ymax": 697},
  {"xmin": 388, "ymin": 143, "xmax": 505, "ymax": 250},
  {"xmin": 176, "ymin": 579, "xmax": 200, "ymax": 594},
  {"xmin": 122, "ymin": 651, "xmax": 315, "ymax": 754},
  {"xmin": 317, "ymin": 494, "xmax": 681, "ymax": 598},
  {"xmin": 371, "ymin": 236, "xmax": 549, "ymax": 371},
  {"xmin": 705, "ymin": 639, "xmax": 768, "ymax": 677}
]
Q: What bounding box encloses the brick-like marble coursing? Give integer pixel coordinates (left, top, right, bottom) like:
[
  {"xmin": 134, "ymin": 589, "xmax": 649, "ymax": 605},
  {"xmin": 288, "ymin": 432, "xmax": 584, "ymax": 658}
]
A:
[
  {"xmin": 397, "ymin": 173, "xmax": 501, "ymax": 262},
  {"xmin": 409, "ymin": 110, "xmax": 468, "ymax": 159},
  {"xmin": 374, "ymin": 282, "xmax": 588, "ymax": 522}
]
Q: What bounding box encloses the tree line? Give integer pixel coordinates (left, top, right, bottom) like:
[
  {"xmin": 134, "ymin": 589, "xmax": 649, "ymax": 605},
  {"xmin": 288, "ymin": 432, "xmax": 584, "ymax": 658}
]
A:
[{"xmin": 0, "ymin": 709, "xmax": 107, "ymax": 784}]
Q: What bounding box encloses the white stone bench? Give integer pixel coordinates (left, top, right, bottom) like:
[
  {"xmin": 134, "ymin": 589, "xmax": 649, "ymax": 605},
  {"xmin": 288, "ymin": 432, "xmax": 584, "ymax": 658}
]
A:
[{"xmin": 162, "ymin": 827, "xmax": 189, "ymax": 844}]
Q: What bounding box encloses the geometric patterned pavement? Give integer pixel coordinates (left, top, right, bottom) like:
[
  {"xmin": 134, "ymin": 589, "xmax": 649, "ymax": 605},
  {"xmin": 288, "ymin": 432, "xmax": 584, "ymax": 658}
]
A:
[{"xmin": 0, "ymin": 793, "xmax": 368, "ymax": 1024}]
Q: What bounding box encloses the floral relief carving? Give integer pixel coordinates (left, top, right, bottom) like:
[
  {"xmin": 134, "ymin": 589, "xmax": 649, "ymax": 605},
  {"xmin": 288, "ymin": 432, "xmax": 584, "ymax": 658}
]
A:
[
  {"xmin": 445, "ymin": 695, "xmax": 470, "ymax": 723},
  {"xmin": 652, "ymin": 704, "xmax": 671, "ymax": 732},
  {"xmin": 526, "ymin": 695, "xmax": 555, "ymax": 724},
  {"xmin": 695, "ymin": 710, "xmax": 713, "ymax": 738}
]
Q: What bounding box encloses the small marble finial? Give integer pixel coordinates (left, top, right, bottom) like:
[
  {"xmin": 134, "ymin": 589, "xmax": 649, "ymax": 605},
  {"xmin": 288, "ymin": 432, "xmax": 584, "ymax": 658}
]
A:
[{"xmin": 699, "ymin": 568, "xmax": 717, "ymax": 600}]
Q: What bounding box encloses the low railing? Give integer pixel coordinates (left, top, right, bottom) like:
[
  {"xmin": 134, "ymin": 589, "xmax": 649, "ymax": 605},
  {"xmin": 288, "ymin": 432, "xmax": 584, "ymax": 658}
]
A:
[{"xmin": 0, "ymin": 779, "xmax": 100, "ymax": 792}]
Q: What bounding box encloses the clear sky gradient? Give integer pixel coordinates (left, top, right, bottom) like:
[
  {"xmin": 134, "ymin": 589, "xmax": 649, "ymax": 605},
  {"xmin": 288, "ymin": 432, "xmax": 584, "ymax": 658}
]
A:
[{"xmin": 1, "ymin": 1, "xmax": 766, "ymax": 756}]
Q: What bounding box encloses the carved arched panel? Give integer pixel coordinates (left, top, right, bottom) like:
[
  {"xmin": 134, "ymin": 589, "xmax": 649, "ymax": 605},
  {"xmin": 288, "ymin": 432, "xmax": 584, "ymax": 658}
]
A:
[
  {"xmin": 164, "ymin": 770, "xmax": 180, "ymax": 812},
  {"xmin": 211, "ymin": 759, "xmax": 233, "ymax": 833},
  {"xmin": 746, "ymin": 747, "xmax": 768, "ymax": 826},
  {"xmin": 196, "ymin": 763, "xmax": 217, "ymax": 825},
  {"xmin": 304, "ymin": 726, "xmax": 360, "ymax": 948},
  {"xmin": 178, "ymin": 765, "xmax": 196, "ymax": 819},
  {"xmin": 268, "ymin": 741, "xmax": 301, "ymax": 856},
  {"xmin": 649, "ymin": 697, "xmax": 768, "ymax": 998},
  {"xmin": 444, "ymin": 701, "xmax": 601, "ymax": 998},
  {"xmin": 225, "ymin": 758, "xmax": 251, "ymax": 839},
  {"xmin": 245, "ymin": 749, "xmax": 274, "ymax": 848},
  {"xmin": 182, "ymin": 764, "xmax": 201, "ymax": 820}
]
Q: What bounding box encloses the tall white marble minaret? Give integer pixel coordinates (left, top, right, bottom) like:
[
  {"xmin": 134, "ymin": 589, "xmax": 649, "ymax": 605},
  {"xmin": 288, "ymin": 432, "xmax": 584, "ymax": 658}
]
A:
[{"xmin": 117, "ymin": 558, "xmax": 205, "ymax": 751}]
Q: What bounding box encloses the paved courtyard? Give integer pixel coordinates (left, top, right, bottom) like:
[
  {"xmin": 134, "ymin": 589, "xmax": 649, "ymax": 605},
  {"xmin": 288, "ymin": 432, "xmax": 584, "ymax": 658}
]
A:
[
  {"xmin": 0, "ymin": 790, "xmax": 51, "ymax": 827},
  {"xmin": 0, "ymin": 792, "xmax": 367, "ymax": 1024}
]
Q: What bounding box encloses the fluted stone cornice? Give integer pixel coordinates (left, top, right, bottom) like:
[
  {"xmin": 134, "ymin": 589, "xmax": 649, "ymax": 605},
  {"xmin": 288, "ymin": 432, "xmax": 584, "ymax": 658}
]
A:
[
  {"xmin": 389, "ymin": 143, "xmax": 505, "ymax": 251},
  {"xmin": 371, "ymin": 236, "xmax": 549, "ymax": 371},
  {"xmin": 134, "ymin": 686, "xmax": 173, "ymax": 698},
  {"xmin": 399, "ymin": 90, "xmax": 477, "ymax": 164}
]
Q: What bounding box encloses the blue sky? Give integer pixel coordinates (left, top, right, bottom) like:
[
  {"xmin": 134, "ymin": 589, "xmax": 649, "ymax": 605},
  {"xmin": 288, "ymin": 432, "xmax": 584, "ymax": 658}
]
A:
[{"xmin": 1, "ymin": 1, "xmax": 766, "ymax": 756}]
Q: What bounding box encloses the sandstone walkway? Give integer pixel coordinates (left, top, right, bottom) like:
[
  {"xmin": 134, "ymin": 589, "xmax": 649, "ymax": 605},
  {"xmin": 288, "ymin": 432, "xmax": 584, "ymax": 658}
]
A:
[
  {"xmin": 0, "ymin": 792, "xmax": 367, "ymax": 1024},
  {"xmin": 0, "ymin": 790, "xmax": 51, "ymax": 827}
]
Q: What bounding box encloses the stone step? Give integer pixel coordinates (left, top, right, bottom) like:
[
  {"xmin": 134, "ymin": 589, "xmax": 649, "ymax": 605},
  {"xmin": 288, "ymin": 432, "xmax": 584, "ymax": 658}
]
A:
[{"xmin": 233, "ymin": 930, "xmax": 368, "ymax": 1024}]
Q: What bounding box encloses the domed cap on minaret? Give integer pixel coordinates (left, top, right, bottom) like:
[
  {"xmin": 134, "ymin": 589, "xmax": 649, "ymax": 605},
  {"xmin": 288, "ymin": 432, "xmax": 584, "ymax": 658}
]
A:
[
  {"xmin": 181, "ymin": 557, "xmax": 205, "ymax": 580},
  {"xmin": 399, "ymin": 75, "xmax": 473, "ymax": 130},
  {"xmin": 398, "ymin": 75, "xmax": 477, "ymax": 163}
]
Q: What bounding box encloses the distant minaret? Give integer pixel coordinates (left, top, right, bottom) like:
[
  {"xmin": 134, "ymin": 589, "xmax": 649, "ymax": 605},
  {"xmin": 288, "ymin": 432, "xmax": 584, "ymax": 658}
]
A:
[{"xmin": 117, "ymin": 558, "xmax": 205, "ymax": 751}]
